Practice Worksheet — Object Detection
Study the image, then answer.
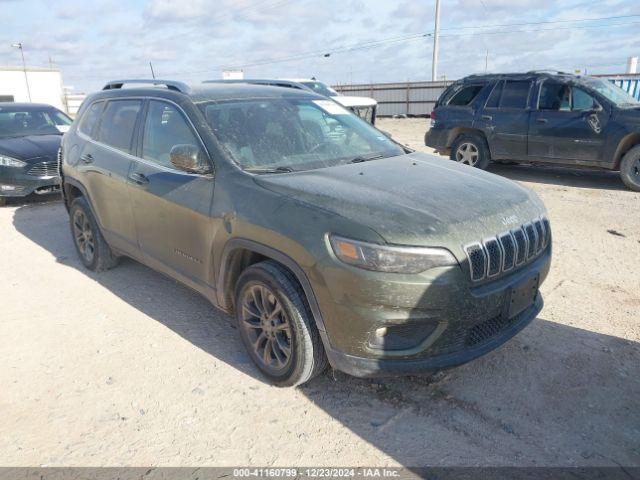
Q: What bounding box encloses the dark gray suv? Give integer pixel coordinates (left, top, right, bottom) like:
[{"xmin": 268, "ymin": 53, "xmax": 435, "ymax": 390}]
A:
[
  {"xmin": 426, "ymin": 71, "xmax": 640, "ymax": 191},
  {"xmin": 61, "ymin": 79, "xmax": 551, "ymax": 386}
]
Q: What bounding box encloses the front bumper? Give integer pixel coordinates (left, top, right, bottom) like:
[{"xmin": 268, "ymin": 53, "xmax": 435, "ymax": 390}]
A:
[
  {"xmin": 311, "ymin": 247, "xmax": 551, "ymax": 377},
  {"xmin": 0, "ymin": 167, "xmax": 60, "ymax": 197}
]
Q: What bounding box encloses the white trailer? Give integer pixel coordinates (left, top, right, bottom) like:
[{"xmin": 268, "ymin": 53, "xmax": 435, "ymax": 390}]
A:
[{"xmin": 0, "ymin": 66, "xmax": 66, "ymax": 111}]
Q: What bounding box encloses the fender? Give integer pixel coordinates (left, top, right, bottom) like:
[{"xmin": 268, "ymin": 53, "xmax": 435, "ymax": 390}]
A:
[{"xmin": 217, "ymin": 238, "xmax": 327, "ymax": 334}]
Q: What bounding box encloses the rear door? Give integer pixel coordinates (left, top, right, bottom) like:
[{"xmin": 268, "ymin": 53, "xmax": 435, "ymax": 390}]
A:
[
  {"xmin": 76, "ymin": 99, "xmax": 141, "ymax": 252},
  {"xmin": 528, "ymin": 81, "xmax": 607, "ymax": 162},
  {"xmin": 127, "ymin": 99, "xmax": 216, "ymax": 284},
  {"xmin": 478, "ymin": 80, "xmax": 532, "ymax": 160}
]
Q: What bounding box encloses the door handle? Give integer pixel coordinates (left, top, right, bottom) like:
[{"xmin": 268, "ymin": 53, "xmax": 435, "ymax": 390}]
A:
[
  {"xmin": 80, "ymin": 153, "xmax": 94, "ymax": 164},
  {"xmin": 128, "ymin": 172, "xmax": 149, "ymax": 185},
  {"xmin": 536, "ymin": 118, "xmax": 548, "ymax": 124},
  {"xmin": 481, "ymin": 115, "xmax": 492, "ymax": 121}
]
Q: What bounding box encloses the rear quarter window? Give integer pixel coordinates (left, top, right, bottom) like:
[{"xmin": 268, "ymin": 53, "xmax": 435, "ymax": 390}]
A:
[
  {"xmin": 78, "ymin": 101, "xmax": 104, "ymax": 138},
  {"xmin": 447, "ymin": 84, "xmax": 485, "ymax": 106}
]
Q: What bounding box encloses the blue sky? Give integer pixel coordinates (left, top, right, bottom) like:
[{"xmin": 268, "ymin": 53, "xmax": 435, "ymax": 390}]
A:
[{"xmin": 0, "ymin": 0, "xmax": 638, "ymax": 93}]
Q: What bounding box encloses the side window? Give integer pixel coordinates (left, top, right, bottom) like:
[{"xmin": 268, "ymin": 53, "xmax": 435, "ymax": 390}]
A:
[
  {"xmin": 499, "ymin": 81, "xmax": 531, "ymax": 109},
  {"xmin": 448, "ymin": 85, "xmax": 484, "ymax": 106},
  {"xmin": 142, "ymin": 100, "xmax": 200, "ymax": 168},
  {"xmin": 78, "ymin": 101, "xmax": 104, "ymax": 138},
  {"xmin": 95, "ymin": 100, "xmax": 141, "ymax": 153},
  {"xmin": 539, "ymin": 82, "xmax": 570, "ymax": 111},
  {"xmin": 485, "ymin": 81, "xmax": 503, "ymax": 108},
  {"xmin": 572, "ymin": 88, "xmax": 596, "ymax": 111}
]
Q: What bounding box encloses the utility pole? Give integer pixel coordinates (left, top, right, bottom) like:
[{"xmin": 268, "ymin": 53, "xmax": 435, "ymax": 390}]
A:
[
  {"xmin": 431, "ymin": 0, "xmax": 441, "ymax": 81},
  {"xmin": 11, "ymin": 42, "xmax": 32, "ymax": 102}
]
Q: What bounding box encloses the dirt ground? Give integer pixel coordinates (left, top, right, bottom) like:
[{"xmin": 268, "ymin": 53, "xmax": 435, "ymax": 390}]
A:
[{"xmin": 0, "ymin": 118, "xmax": 638, "ymax": 467}]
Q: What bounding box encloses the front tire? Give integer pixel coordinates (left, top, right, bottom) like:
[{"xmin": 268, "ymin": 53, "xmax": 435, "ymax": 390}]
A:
[
  {"xmin": 69, "ymin": 197, "xmax": 119, "ymax": 271},
  {"xmin": 450, "ymin": 134, "xmax": 491, "ymax": 169},
  {"xmin": 234, "ymin": 260, "xmax": 328, "ymax": 387},
  {"xmin": 620, "ymin": 145, "xmax": 640, "ymax": 192}
]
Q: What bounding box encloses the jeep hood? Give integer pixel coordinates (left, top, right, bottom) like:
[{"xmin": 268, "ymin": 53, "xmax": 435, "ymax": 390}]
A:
[{"xmin": 254, "ymin": 152, "xmax": 546, "ymax": 257}]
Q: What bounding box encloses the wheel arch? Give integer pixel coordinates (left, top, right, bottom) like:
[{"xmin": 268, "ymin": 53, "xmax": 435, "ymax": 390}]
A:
[
  {"xmin": 612, "ymin": 132, "xmax": 640, "ymax": 170},
  {"xmin": 446, "ymin": 127, "xmax": 489, "ymax": 149},
  {"xmin": 217, "ymin": 239, "xmax": 327, "ymax": 334}
]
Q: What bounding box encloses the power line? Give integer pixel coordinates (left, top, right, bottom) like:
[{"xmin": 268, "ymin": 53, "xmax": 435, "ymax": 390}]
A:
[
  {"xmin": 65, "ymin": 13, "xmax": 640, "ymax": 80},
  {"xmin": 440, "ymin": 13, "xmax": 640, "ymax": 31},
  {"xmin": 194, "ymin": 17, "xmax": 640, "ymax": 73}
]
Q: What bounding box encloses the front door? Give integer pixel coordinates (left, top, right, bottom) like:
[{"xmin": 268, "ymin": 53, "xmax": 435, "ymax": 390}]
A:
[
  {"xmin": 77, "ymin": 99, "xmax": 141, "ymax": 252},
  {"xmin": 528, "ymin": 82, "xmax": 607, "ymax": 162},
  {"xmin": 127, "ymin": 99, "xmax": 216, "ymax": 284}
]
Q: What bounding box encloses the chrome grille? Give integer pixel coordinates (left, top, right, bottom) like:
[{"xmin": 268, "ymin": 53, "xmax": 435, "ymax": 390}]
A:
[
  {"xmin": 465, "ymin": 217, "xmax": 550, "ymax": 282},
  {"xmin": 27, "ymin": 161, "xmax": 59, "ymax": 177}
]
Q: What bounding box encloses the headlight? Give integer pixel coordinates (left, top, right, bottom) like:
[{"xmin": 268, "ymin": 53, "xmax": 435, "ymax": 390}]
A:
[
  {"xmin": 329, "ymin": 235, "xmax": 457, "ymax": 273},
  {"xmin": 0, "ymin": 155, "xmax": 26, "ymax": 168}
]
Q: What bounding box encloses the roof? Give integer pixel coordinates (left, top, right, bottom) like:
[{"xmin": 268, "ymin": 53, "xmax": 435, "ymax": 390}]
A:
[
  {"xmin": 0, "ymin": 102, "xmax": 60, "ymax": 109},
  {"xmin": 97, "ymin": 79, "xmax": 321, "ymax": 102},
  {"xmin": 460, "ymin": 71, "xmax": 581, "ymax": 83}
]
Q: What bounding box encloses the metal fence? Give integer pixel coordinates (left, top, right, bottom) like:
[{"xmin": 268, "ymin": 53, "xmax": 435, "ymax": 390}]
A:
[
  {"xmin": 604, "ymin": 74, "xmax": 640, "ymax": 100},
  {"xmin": 333, "ymin": 80, "xmax": 453, "ymax": 117},
  {"xmin": 333, "ymin": 74, "xmax": 640, "ymax": 116}
]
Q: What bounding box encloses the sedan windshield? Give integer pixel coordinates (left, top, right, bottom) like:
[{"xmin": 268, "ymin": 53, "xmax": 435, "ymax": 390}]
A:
[
  {"xmin": 0, "ymin": 105, "xmax": 72, "ymax": 138},
  {"xmin": 199, "ymin": 97, "xmax": 404, "ymax": 172},
  {"xmin": 583, "ymin": 78, "xmax": 639, "ymax": 107}
]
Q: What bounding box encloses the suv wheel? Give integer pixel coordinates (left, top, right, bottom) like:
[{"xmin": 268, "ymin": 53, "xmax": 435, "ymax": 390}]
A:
[
  {"xmin": 69, "ymin": 197, "xmax": 119, "ymax": 271},
  {"xmin": 234, "ymin": 260, "xmax": 328, "ymax": 387},
  {"xmin": 451, "ymin": 134, "xmax": 491, "ymax": 169},
  {"xmin": 620, "ymin": 145, "xmax": 640, "ymax": 192}
]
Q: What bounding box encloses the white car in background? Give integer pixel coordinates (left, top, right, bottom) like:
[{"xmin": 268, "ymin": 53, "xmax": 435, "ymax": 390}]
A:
[
  {"xmin": 283, "ymin": 78, "xmax": 378, "ymax": 124},
  {"xmin": 206, "ymin": 78, "xmax": 378, "ymax": 124}
]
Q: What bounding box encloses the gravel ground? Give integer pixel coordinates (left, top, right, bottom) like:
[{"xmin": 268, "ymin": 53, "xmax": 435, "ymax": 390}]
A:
[{"xmin": 0, "ymin": 118, "xmax": 638, "ymax": 467}]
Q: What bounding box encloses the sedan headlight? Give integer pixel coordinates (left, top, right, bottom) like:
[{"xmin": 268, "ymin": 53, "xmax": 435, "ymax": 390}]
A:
[
  {"xmin": 329, "ymin": 235, "xmax": 457, "ymax": 273},
  {"xmin": 0, "ymin": 155, "xmax": 26, "ymax": 168}
]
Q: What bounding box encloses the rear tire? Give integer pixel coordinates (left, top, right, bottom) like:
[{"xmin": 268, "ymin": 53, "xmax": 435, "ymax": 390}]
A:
[
  {"xmin": 234, "ymin": 260, "xmax": 328, "ymax": 387},
  {"xmin": 450, "ymin": 133, "xmax": 491, "ymax": 170},
  {"xmin": 69, "ymin": 197, "xmax": 119, "ymax": 271},
  {"xmin": 620, "ymin": 145, "xmax": 640, "ymax": 192}
]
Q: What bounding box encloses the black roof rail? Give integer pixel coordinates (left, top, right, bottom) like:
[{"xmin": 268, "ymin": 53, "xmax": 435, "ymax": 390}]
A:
[
  {"xmin": 102, "ymin": 79, "xmax": 190, "ymax": 93},
  {"xmin": 203, "ymin": 79, "xmax": 308, "ymax": 90},
  {"xmin": 525, "ymin": 70, "xmax": 571, "ymax": 75}
]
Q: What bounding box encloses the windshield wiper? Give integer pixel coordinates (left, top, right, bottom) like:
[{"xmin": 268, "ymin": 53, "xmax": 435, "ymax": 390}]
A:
[
  {"xmin": 349, "ymin": 153, "xmax": 386, "ymax": 163},
  {"xmin": 244, "ymin": 166, "xmax": 294, "ymax": 174}
]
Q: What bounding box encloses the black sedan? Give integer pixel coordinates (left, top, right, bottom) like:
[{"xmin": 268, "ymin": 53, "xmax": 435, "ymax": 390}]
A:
[{"xmin": 0, "ymin": 103, "xmax": 72, "ymax": 205}]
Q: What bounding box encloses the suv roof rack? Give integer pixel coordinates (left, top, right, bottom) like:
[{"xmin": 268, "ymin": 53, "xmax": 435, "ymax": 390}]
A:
[{"xmin": 102, "ymin": 79, "xmax": 190, "ymax": 93}]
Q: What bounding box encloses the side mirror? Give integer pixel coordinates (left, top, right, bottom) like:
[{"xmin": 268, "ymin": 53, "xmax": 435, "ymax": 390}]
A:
[{"xmin": 170, "ymin": 144, "xmax": 212, "ymax": 175}]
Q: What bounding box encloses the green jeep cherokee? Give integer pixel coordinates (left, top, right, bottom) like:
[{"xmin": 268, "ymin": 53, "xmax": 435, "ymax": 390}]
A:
[{"xmin": 60, "ymin": 79, "xmax": 552, "ymax": 386}]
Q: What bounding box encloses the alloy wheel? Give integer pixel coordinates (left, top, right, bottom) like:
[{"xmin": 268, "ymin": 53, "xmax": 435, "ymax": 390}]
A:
[
  {"xmin": 240, "ymin": 284, "xmax": 293, "ymax": 374},
  {"xmin": 455, "ymin": 142, "xmax": 480, "ymax": 166},
  {"xmin": 72, "ymin": 209, "xmax": 95, "ymax": 264}
]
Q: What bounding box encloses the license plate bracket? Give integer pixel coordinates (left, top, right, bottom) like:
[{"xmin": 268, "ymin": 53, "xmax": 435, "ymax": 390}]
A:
[{"xmin": 505, "ymin": 274, "xmax": 539, "ymax": 319}]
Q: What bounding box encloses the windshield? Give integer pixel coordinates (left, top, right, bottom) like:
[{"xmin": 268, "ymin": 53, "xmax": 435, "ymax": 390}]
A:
[
  {"xmin": 583, "ymin": 78, "xmax": 639, "ymax": 107},
  {"xmin": 200, "ymin": 97, "xmax": 404, "ymax": 172},
  {"xmin": 300, "ymin": 81, "xmax": 339, "ymax": 97},
  {"xmin": 0, "ymin": 106, "xmax": 72, "ymax": 138}
]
